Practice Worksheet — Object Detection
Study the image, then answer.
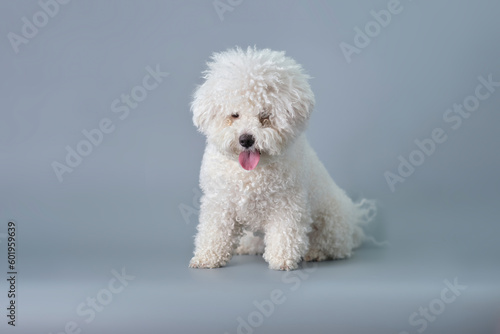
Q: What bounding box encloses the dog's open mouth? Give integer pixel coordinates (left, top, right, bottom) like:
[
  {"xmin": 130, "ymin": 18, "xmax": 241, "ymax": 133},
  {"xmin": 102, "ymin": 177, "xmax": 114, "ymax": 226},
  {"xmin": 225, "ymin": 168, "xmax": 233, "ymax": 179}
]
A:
[{"xmin": 238, "ymin": 150, "xmax": 260, "ymax": 170}]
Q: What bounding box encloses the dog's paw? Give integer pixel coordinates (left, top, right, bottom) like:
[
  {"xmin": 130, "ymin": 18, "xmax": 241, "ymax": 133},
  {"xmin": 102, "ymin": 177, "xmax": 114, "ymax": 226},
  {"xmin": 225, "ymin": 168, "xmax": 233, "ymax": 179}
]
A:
[
  {"xmin": 189, "ymin": 256, "xmax": 225, "ymax": 269},
  {"xmin": 268, "ymin": 259, "xmax": 299, "ymax": 271}
]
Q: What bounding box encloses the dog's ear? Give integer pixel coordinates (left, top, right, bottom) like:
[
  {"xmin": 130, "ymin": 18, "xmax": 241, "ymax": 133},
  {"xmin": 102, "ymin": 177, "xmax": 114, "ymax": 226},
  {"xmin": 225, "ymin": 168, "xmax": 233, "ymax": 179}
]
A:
[
  {"xmin": 191, "ymin": 84, "xmax": 214, "ymax": 135},
  {"xmin": 281, "ymin": 74, "xmax": 315, "ymax": 132},
  {"xmin": 291, "ymin": 81, "xmax": 315, "ymax": 121}
]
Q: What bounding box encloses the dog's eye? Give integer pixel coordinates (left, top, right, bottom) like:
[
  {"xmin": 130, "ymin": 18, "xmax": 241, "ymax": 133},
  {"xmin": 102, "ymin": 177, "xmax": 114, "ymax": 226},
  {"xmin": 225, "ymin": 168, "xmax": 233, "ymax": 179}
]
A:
[
  {"xmin": 260, "ymin": 113, "xmax": 270, "ymax": 126},
  {"xmin": 260, "ymin": 109, "xmax": 270, "ymax": 120},
  {"xmin": 260, "ymin": 114, "xmax": 269, "ymax": 120},
  {"xmin": 231, "ymin": 113, "xmax": 239, "ymax": 118}
]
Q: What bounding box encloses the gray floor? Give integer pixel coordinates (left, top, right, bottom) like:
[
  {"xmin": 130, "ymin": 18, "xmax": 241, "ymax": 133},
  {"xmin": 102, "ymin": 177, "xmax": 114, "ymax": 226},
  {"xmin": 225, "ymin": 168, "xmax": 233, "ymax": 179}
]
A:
[{"xmin": 1, "ymin": 189, "xmax": 499, "ymax": 334}]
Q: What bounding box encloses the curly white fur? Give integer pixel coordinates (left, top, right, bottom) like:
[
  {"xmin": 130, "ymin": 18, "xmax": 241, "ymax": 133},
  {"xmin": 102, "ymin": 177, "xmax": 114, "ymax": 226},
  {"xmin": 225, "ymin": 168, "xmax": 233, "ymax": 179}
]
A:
[{"xmin": 189, "ymin": 47, "xmax": 375, "ymax": 271}]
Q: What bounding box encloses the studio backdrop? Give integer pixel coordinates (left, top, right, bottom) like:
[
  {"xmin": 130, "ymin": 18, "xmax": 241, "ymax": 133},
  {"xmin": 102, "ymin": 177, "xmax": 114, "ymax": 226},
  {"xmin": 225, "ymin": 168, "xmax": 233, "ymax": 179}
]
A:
[{"xmin": 1, "ymin": 1, "xmax": 499, "ymax": 333}]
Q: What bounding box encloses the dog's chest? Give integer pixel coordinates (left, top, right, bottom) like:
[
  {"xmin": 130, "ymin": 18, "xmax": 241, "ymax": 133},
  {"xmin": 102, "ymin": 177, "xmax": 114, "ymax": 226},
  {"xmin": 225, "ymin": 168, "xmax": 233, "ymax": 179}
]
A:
[
  {"xmin": 201, "ymin": 153, "xmax": 300, "ymax": 227},
  {"xmin": 223, "ymin": 167, "xmax": 295, "ymax": 225}
]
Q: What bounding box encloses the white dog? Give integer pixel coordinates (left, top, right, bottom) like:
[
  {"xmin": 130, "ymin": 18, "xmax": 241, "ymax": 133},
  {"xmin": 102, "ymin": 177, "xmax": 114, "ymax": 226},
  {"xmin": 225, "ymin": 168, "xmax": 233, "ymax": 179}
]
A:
[{"xmin": 189, "ymin": 47, "xmax": 375, "ymax": 271}]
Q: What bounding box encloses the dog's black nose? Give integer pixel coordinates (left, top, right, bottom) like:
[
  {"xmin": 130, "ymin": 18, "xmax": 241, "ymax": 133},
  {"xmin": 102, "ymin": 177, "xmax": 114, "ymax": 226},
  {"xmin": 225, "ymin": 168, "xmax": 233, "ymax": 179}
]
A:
[{"xmin": 239, "ymin": 134, "xmax": 255, "ymax": 148}]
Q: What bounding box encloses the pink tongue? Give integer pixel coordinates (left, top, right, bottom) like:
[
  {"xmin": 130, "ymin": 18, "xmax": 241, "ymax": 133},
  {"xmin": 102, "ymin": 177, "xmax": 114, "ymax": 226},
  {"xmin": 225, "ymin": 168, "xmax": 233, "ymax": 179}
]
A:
[{"xmin": 239, "ymin": 151, "xmax": 260, "ymax": 170}]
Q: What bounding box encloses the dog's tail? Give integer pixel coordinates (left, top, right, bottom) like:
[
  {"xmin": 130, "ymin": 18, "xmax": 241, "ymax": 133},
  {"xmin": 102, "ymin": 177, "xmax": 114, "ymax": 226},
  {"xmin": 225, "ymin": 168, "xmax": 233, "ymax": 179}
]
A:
[{"xmin": 350, "ymin": 198, "xmax": 381, "ymax": 248}]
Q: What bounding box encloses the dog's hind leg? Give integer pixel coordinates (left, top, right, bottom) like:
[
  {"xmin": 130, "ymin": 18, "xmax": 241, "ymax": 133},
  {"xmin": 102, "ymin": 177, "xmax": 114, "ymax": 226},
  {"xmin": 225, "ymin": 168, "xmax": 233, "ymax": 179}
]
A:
[{"xmin": 304, "ymin": 196, "xmax": 375, "ymax": 262}]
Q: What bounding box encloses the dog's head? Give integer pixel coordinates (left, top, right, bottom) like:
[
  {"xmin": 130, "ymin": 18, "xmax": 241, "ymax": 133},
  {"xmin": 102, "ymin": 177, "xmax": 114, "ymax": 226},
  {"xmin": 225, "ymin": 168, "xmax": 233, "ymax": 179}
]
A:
[{"xmin": 191, "ymin": 47, "xmax": 315, "ymax": 170}]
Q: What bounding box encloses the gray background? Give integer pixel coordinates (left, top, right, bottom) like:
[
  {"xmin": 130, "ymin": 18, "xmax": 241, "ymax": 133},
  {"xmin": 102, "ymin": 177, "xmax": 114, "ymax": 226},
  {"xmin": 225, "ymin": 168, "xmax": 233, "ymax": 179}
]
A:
[{"xmin": 1, "ymin": 0, "xmax": 499, "ymax": 333}]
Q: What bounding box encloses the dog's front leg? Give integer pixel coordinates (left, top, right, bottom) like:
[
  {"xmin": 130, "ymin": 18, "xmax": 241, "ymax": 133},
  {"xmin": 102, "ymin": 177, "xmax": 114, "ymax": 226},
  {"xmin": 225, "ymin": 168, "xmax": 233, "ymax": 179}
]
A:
[
  {"xmin": 189, "ymin": 200, "xmax": 241, "ymax": 269},
  {"xmin": 263, "ymin": 206, "xmax": 310, "ymax": 271}
]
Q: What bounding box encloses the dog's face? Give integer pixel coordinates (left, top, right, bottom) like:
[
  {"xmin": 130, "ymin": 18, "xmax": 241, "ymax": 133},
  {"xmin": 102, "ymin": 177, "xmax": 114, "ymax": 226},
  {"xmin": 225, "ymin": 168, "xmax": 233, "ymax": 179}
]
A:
[{"xmin": 191, "ymin": 47, "xmax": 315, "ymax": 170}]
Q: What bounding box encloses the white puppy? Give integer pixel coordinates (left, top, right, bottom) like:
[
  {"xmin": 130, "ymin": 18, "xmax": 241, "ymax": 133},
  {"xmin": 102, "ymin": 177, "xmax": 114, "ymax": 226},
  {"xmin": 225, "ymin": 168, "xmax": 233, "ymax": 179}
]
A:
[{"xmin": 189, "ymin": 47, "xmax": 375, "ymax": 271}]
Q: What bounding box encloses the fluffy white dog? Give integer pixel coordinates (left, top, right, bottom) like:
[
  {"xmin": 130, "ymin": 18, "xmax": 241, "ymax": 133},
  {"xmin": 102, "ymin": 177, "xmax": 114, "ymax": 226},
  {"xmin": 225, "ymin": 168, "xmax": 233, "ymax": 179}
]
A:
[{"xmin": 189, "ymin": 47, "xmax": 375, "ymax": 271}]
